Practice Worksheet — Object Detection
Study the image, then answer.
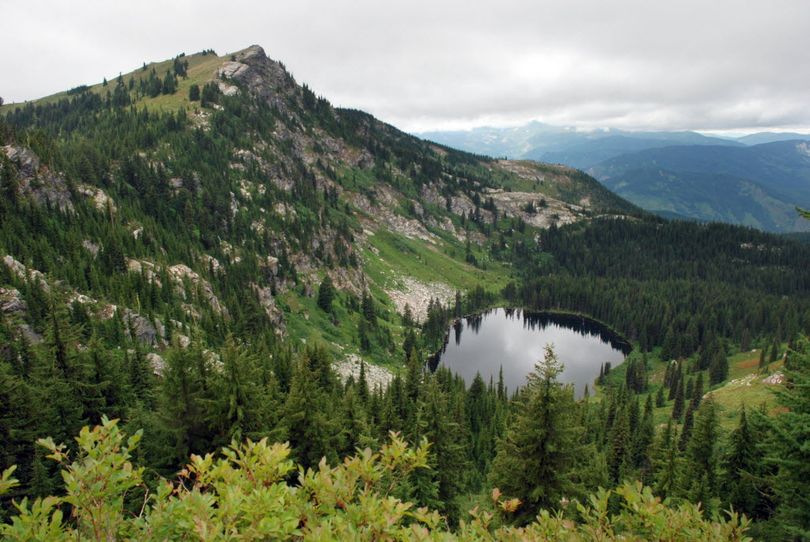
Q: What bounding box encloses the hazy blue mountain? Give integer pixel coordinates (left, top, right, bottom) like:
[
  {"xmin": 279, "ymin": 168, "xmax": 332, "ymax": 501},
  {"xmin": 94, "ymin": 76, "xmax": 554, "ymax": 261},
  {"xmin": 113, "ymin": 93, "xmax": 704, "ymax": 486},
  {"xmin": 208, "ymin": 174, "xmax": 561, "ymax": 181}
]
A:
[
  {"xmin": 589, "ymin": 140, "xmax": 810, "ymax": 232},
  {"xmin": 529, "ymin": 134, "xmax": 739, "ymax": 169},
  {"xmin": 736, "ymin": 132, "xmax": 810, "ymax": 145},
  {"xmin": 418, "ymin": 122, "xmax": 739, "ymax": 164}
]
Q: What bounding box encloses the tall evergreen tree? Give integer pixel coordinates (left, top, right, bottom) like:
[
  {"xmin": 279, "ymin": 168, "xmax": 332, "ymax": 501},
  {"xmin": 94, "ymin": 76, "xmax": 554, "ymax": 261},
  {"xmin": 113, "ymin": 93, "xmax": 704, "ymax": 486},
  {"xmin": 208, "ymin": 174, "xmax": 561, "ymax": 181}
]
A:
[
  {"xmin": 489, "ymin": 346, "xmax": 584, "ymax": 522},
  {"xmin": 721, "ymin": 407, "xmax": 764, "ymax": 519},
  {"xmin": 681, "ymin": 397, "xmax": 720, "ymax": 515},
  {"xmin": 764, "ymin": 336, "xmax": 810, "ymax": 539}
]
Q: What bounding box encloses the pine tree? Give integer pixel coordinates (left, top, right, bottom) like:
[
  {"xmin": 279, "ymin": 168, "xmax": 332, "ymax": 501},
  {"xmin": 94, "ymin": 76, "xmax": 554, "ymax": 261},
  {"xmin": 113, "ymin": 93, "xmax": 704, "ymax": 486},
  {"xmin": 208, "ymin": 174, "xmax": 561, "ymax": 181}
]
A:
[
  {"xmin": 654, "ymin": 419, "xmax": 679, "ymax": 498},
  {"xmin": 633, "ymin": 395, "xmax": 655, "ymax": 482},
  {"xmin": 159, "ymin": 344, "xmax": 208, "ymax": 464},
  {"xmin": 769, "ymin": 338, "xmax": 780, "ymax": 363},
  {"xmin": 489, "ymin": 346, "xmax": 584, "ymax": 522},
  {"xmin": 280, "ymin": 356, "xmax": 337, "ymax": 468},
  {"xmin": 671, "ymin": 374, "xmax": 685, "ymax": 421},
  {"xmin": 708, "ymin": 350, "xmax": 729, "ymax": 385},
  {"xmin": 691, "ymin": 372, "xmax": 704, "ymax": 410},
  {"xmin": 316, "ymin": 275, "xmax": 335, "ymax": 313},
  {"xmin": 678, "ymin": 403, "xmax": 694, "ymax": 451},
  {"xmin": 655, "ymin": 385, "xmax": 665, "ymax": 407},
  {"xmin": 361, "ymin": 290, "xmax": 376, "ymax": 324},
  {"xmin": 608, "ymin": 404, "xmax": 632, "ymax": 484},
  {"xmin": 188, "ymin": 84, "xmax": 200, "ymax": 101},
  {"xmin": 764, "ymin": 335, "xmax": 810, "ymax": 538},
  {"xmin": 721, "ymin": 407, "xmax": 763, "ymax": 519},
  {"xmin": 681, "ymin": 397, "xmax": 720, "ymax": 515}
]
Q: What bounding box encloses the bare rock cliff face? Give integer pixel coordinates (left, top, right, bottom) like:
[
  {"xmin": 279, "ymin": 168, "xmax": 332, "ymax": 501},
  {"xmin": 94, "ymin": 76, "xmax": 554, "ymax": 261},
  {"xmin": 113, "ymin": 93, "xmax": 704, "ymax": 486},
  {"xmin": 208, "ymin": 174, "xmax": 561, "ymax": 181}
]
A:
[{"xmin": 217, "ymin": 45, "xmax": 299, "ymax": 112}]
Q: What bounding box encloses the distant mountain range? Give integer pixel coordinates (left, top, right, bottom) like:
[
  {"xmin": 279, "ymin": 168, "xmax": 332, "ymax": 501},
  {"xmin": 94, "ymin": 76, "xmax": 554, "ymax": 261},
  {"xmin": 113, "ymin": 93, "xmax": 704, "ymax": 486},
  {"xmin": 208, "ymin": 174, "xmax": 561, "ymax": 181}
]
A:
[{"xmin": 418, "ymin": 122, "xmax": 810, "ymax": 232}]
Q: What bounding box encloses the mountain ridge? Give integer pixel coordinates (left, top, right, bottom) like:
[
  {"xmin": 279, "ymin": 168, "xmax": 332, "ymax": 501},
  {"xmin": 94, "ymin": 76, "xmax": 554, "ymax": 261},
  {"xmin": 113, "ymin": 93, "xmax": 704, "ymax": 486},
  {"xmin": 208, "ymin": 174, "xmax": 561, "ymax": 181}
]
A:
[{"xmin": 0, "ymin": 44, "xmax": 637, "ymax": 368}]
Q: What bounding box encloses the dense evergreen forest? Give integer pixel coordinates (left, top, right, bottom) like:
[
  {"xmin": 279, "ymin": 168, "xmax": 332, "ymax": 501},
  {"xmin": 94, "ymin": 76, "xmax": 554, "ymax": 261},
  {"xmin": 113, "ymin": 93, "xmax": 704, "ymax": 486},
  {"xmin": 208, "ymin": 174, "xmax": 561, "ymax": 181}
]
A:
[{"xmin": 1, "ymin": 47, "xmax": 809, "ymax": 539}]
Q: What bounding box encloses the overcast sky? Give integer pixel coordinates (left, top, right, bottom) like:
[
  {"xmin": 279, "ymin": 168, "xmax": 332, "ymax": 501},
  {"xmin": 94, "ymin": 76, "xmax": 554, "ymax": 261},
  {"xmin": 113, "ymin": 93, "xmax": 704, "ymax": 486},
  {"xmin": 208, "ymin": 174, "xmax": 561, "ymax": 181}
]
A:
[{"xmin": 2, "ymin": 0, "xmax": 809, "ymax": 133}]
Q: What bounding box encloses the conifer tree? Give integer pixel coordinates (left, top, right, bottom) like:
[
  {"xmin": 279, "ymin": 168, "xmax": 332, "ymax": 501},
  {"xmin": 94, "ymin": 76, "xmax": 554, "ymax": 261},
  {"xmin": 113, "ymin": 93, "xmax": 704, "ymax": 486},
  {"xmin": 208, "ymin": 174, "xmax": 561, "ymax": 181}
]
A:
[
  {"xmin": 655, "ymin": 385, "xmax": 665, "ymax": 407},
  {"xmin": 721, "ymin": 407, "xmax": 763, "ymax": 519},
  {"xmin": 681, "ymin": 397, "xmax": 720, "ymax": 515},
  {"xmin": 678, "ymin": 403, "xmax": 695, "ymax": 451},
  {"xmin": 709, "ymin": 350, "xmax": 729, "ymax": 385},
  {"xmin": 654, "ymin": 419, "xmax": 679, "ymax": 498},
  {"xmin": 764, "ymin": 336, "xmax": 810, "ymax": 538},
  {"xmin": 489, "ymin": 346, "xmax": 584, "ymax": 522},
  {"xmin": 671, "ymin": 374, "xmax": 685, "ymax": 421},
  {"xmin": 316, "ymin": 275, "xmax": 335, "ymax": 313},
  {"xmin": 633, "ymin": 395, "xmax": 655, "ymax": 482}
]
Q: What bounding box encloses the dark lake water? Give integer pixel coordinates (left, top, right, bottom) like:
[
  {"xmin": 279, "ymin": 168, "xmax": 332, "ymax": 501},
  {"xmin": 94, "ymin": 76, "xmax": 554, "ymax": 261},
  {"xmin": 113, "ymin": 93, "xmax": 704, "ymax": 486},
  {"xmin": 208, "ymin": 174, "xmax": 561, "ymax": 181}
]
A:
[{"xmin": 428, "ymin": 308, "xmax": 631, "ymax": 398}]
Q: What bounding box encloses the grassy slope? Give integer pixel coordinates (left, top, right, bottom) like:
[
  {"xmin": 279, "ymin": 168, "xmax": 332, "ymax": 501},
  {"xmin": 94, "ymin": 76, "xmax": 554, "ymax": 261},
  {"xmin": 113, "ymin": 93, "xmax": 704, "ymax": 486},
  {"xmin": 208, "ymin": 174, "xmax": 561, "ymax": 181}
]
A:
[
  {"xmin": 603, "ymin": 347, "xmax": 783, "ymax": 431},
  {"xmin": 1, "ymin": 50, "xmax": 225, "ymax": 114},
  {"xmin": 277, "ymin": 227, "xmax": 512, "ymax": 366}
]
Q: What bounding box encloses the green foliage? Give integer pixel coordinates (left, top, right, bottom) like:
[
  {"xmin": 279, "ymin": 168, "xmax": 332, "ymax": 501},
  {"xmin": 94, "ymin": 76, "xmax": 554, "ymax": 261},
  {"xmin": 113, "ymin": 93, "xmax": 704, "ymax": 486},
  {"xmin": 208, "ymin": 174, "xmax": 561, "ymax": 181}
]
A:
[
  {"xmin": 762, "ymin": 336, "xmax": 810, "ymax": 539},
  {"xmin": 316, "ymin": 275, "xmax": 335, "ymax": 313},
  {"xmin": 0, "ymin": 420, "xmax": 750, "ymax": 541},
  {"xmin": 188, "ymin": 83, "xmax": 200, "ymax": 101},
  {"xmin": 489, "ymin": 346, "xmax": 586, "ymax": 522}
]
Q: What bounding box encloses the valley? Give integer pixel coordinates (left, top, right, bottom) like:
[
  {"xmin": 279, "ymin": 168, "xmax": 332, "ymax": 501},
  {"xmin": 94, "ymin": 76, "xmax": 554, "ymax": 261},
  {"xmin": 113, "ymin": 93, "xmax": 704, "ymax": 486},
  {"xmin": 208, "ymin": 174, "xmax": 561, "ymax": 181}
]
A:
[{"xmin": 0, "ymin": 44, "xmax": 809, "ymax": 540}]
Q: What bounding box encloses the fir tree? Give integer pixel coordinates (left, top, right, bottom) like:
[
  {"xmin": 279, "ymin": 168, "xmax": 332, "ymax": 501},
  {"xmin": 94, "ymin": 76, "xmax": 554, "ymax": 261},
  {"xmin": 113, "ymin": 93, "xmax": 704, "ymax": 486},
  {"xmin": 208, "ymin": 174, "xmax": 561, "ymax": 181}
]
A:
[
  {"xmin": 316, "ymin": 275, "xmax": 335, "ymax": 313},
  {"xmin": 681, "ymin": 397, "xmax": 720, "ymax": 515},
  {"xmin": 721, "ymin": 407, "xmax": 763, "ymax": 519},
  {"xmin": 489, "ymin": 346, "xmax": 584, "ymax": 522},
  {"xmin": 764, "ymin": 336, "xmax": 810, "ymax": 538}
]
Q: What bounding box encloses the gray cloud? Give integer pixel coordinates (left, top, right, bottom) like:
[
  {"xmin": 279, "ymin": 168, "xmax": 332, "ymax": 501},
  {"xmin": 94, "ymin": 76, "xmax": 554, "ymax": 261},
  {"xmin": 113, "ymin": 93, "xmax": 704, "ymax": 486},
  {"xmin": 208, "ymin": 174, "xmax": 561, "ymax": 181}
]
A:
[{"xmin": 2, "ymin": 0, "xmax": 809, "ymax": 133}]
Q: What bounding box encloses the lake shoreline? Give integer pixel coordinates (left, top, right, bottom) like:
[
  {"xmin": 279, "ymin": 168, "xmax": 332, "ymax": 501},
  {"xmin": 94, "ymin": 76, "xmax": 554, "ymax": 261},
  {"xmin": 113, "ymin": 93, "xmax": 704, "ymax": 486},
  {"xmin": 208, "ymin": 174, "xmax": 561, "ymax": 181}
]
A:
[{"xmin": 427, "ymin": 307, "xmax": 631, "ymax": 397}]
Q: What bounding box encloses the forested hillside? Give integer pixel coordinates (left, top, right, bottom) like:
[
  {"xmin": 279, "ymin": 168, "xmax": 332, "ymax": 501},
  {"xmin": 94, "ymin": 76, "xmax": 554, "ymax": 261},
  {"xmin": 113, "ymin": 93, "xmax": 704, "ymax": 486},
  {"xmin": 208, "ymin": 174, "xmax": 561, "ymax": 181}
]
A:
[
  {"xmin": 1, "ymin": 45, "xmax": 809, "ymax": 540},
  {"xmin": 590, "ymin": 141, "xmax": 810, "ymax": 232}
]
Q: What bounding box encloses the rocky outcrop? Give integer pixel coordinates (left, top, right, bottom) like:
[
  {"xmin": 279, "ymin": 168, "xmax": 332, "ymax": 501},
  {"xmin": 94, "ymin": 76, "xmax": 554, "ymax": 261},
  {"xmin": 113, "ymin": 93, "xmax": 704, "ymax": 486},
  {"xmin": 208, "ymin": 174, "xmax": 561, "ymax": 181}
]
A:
[
  {"xmin": 0, "ymin": 287, "xmax": 27, "ymax": 315},
  {"xmin": 3, "ymin": 145, "xmax": 74, "ymax": 213},
  {"xmin": 76, "ymin": 184, "xmax": 116, "ymax": 213},
  {"xmin": 348, "ymin": 184, "xmax": 436, "ymax": 243},
  {"xmin": 385, "ymin": 277, "xmax": 456, "ymax": 323},
  {"xmin": 488, "ymin": 189, "xmax": 582, "ymax": 228},
  {"xmin": 217, "ymin": 45, "xmax": 298, "ymax": 113},
  {"xmin": 251, "ymin": 283, "xmax": 286, "ymax": 335},
  {"xmin": 3, "ymin": 255, "xmax": 49, "ymax": 291},
  {"xmin": 333, "ymin": 354, "xmax": 394, "ymax": 390},
  {"xmin": 169, "ymin": 264, "xmax": 228, "ymax": 317},
  {"xmin": 3, "ymin": 145, "xmax": 39, "ymax": 176},
  {"xmin": 146, "ymin": 352, "xmax": 165, "ymax": 376}
]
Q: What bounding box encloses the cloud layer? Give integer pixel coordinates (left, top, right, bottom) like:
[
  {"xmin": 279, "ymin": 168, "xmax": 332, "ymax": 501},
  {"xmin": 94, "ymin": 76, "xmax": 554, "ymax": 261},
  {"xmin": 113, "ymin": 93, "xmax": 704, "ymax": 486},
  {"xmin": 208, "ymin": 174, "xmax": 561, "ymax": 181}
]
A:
[{"xmin": 2, "ymin": 0, "xmax": 809, "ymax": 132}]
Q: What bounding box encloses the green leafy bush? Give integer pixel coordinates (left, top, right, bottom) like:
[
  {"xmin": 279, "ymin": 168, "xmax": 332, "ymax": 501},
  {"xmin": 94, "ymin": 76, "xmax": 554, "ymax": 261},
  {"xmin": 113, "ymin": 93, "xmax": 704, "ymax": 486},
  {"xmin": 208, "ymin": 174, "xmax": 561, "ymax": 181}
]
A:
[{"xmin": 0, "ymin": 418, "xmax": 750, "ymax": 541}]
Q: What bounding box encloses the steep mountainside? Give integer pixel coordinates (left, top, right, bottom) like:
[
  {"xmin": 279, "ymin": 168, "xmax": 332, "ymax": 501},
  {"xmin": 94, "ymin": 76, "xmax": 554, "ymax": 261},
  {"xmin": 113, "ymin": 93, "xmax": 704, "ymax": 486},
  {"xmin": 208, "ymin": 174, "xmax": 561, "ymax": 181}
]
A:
[
  {"xmin": 590, "ymin": 141, "xmax": 810, "ymax": 232},
  {"xmin": 0, "ymin": 45, "xmax": 635, "ymax": 370}
]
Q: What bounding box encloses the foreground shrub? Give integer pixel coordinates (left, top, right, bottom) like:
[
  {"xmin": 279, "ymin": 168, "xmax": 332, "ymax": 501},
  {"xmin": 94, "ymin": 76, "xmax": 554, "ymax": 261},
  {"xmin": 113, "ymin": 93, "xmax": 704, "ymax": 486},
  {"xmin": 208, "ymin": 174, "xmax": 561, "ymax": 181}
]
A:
[{"xmin": 0, "ymin": 418, "xmax": 749, "ymax": 541}]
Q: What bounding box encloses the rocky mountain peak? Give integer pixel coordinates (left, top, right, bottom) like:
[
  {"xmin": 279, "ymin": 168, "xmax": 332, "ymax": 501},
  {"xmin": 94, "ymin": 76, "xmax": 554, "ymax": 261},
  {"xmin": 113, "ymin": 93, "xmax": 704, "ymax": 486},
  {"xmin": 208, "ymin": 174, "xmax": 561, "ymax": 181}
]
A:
[{"xmin": 216, "ymin": 44, "xmax": 296, "ymax": 109}]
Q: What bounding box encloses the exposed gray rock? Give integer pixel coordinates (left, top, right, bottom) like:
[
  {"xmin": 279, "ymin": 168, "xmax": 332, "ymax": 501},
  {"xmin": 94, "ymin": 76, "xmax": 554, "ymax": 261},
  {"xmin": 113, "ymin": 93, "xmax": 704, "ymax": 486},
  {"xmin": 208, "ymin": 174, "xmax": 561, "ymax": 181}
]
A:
[
  {"xmin": 333, "ymin": 354, "xmax": 394, "ymax": 390},
  {"xmin": 122, "ymin": 309, "xmax": 159, "ymax": 346},
  {"xmin": 82, "ymin": 240, "xmax": 100, "ymax": 257},
  {"xmin": 146, "ymin": 352, "xmax": 165, "ymax": 376},
  {"xmin": 169, "ymin": 264, "xmax": 228, "ymax": 317},
  {"xmin": 2, "ymin": 145, "xmax": 39, "ymax": 176},
  {"xmin": 0, "ymin": 287, "xmax": 27, "ymax": 315},
  {"xmin": 3, "ymin": 145, "xmax": 74, "ymax": 213},
  {"xmin": 76, "ymin": 184, "xmax": 115, "ymax": 213},
  {"xmin": 251, "ymin": 283, "xmax": 286, "ymax": 335},
  {"xmin": 217, "ymin": 45, "xmax": 296, "ymax": 113},
  {"xmin": 19, "ymin": 324, "xmax": 43, "ymax": 345},
  {"xmin": 3, "ymin": 255, "xmax": 50, "ymax": 291},
  {"xmin": 385, "ymin": 277, "xmax": 455, "ymax": 323}
]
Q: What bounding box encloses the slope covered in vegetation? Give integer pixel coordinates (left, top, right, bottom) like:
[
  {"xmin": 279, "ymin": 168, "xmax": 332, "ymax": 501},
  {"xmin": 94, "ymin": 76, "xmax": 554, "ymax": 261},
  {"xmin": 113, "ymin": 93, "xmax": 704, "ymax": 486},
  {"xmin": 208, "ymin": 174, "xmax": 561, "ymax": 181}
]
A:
[{"xmin": 1, "ymin": 45, "xmax": 810, "ymax": 539}]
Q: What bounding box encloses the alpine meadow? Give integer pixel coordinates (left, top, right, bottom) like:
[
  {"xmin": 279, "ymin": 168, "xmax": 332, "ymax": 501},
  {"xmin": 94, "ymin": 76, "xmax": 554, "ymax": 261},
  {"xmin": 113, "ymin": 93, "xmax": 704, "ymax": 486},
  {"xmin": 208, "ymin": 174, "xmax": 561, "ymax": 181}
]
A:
[{"xmin": 1, "ymin": 25, "xmax": 810, "ymax": 542}]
